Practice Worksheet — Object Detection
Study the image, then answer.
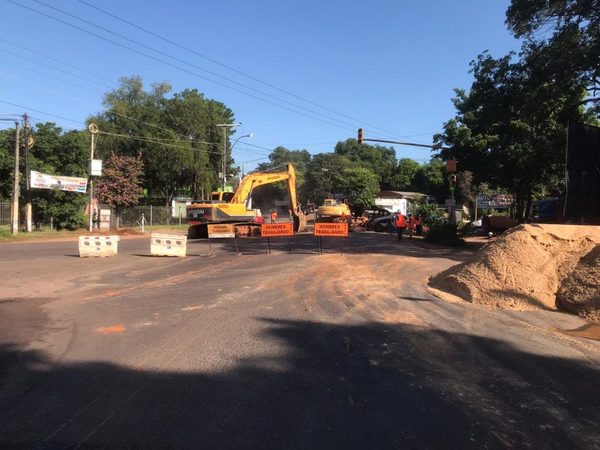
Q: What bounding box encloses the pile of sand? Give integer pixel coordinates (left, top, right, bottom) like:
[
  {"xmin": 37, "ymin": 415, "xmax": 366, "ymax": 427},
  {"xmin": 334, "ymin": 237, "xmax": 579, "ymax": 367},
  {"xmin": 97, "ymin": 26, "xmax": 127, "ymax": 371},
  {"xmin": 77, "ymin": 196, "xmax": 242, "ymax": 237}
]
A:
[
  {"xmin": 557, "ymin": 244, "xmax": 600, "ymax": 323},
  {"xmin": 430, "ymin": 224, "xmax": 600, "ymax": 322}
]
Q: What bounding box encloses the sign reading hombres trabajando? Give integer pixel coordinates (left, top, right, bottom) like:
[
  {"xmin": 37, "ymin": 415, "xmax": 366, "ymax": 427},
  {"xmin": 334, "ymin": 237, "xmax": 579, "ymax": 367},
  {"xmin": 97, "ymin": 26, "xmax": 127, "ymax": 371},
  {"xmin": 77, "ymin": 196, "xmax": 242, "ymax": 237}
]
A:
[
  {"xmin": 314, "ymin": 223, "xmax": 348, "ymax": 237},
  {"xmin": 207, "ymin": 224, "xmax": 235, "ymax": 238},
  {"xmin": 261, "ymin": 223, "xmax": 294, "ymax": 237}
]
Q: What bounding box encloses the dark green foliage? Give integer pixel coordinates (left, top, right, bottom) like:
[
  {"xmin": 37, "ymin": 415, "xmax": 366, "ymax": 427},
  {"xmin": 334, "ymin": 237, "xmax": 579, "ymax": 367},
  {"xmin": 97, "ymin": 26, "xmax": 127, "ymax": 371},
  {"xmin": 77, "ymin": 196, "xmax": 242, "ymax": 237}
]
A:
[
  {"xmin": 334, "ymin": 139, "xmax": 397, "ymax": 189},
  {"xmin": 425, "ymin": 222, "xmax": 464, "ymax": 246},
  {"xmin": 253, "ymin": 147, "xmax": 312, "ymax": 207},
  {"xmin": 33, "ymin": 192, "xmax": 86, "ymax": 230},
  {"xmin": 0, "ymin": 123, "xmax": 89, "ymax": 229},
  {"xmin": 412, "ymin": 202, "xmax": 445, "ymax": 227},
  {"xmin": 90, "ymin": 76, "xmax": 236, "ymax": 207}
]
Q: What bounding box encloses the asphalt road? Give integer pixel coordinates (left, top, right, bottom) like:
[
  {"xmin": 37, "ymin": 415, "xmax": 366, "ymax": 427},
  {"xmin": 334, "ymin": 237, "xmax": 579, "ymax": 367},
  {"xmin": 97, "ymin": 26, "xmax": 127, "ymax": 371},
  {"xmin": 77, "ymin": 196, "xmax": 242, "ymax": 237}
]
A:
[{"xmin": 1, "ymin": 233, "xmax": 599, "ymax": 449}]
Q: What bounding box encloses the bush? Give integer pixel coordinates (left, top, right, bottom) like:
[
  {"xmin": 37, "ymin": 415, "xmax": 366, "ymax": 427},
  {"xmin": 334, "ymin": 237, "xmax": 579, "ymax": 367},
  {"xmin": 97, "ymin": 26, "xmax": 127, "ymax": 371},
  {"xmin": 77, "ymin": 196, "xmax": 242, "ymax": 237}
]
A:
[
  {"xmin": 412, "ymin": 202, "xmax": 445, "ymax": 227},
  {"xmin": 425, "ymin": 222, "xmax": 464, "ymax": 246}
]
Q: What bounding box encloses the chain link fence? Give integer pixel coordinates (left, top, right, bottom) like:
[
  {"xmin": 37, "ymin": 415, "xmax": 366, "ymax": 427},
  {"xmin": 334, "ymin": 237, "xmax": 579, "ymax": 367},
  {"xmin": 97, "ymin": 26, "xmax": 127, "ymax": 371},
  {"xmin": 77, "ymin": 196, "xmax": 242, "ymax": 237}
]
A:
[
  {"xmin": 0, "ymin": 202, "xmax": 177, "ymax": 229},
  {"xmin": 108, "ymin": 205, "xmax": 173, "ymax": 228},
  {"xmin": 0, "ymin": 202, "xmax": 10, "ymax": 226}
]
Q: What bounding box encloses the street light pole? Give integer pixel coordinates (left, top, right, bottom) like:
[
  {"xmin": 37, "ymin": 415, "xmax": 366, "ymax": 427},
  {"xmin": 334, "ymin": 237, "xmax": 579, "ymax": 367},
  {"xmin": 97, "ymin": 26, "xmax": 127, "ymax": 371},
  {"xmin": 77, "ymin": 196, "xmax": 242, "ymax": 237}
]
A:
[{"xmin": 231, "ymin": 133, "xmax": 253, "ymax": 177}]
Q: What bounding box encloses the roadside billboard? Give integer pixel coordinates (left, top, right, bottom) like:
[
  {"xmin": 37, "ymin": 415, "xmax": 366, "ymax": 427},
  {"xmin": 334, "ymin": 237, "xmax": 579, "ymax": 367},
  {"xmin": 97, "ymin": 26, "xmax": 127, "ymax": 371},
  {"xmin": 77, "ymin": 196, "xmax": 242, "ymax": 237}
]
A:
[
  {"xmin": 30, "ymin": 170, "xmax": 87, "ymax": 194},
  {"xmin": 476, "ymin": 194, "xmax": 513, "ymax": 209}
]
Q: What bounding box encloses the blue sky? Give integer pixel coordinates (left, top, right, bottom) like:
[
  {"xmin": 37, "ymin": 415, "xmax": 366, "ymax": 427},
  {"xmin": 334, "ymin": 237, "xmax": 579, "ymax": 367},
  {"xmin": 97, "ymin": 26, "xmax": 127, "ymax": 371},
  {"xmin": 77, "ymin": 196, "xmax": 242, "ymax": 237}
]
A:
[{"xmin": 0, "ymin": 0, "xmax": 521, "ymax": 169}]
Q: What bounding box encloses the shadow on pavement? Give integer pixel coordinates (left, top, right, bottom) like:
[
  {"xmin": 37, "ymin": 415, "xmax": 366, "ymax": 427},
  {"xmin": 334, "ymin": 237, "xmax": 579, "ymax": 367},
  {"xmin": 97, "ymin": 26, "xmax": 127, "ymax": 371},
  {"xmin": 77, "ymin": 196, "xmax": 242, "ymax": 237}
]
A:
[
  {"xmin": 201, "ymin": 232, "xmax": 477, "ymax": 262},
  {"xmin": 1, "ymin": 319, "xmax": 599, "ymax": 449}
]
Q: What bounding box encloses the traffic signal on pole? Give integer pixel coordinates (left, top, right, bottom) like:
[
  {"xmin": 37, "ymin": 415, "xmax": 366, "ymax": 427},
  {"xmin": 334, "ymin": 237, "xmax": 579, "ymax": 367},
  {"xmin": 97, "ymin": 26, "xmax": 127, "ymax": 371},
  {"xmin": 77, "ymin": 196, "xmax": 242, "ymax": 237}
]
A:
[
  {"xmin": 449, "ymin": 174, "xmax": 457, "ymax": 191},
  {"xmin": 358, "ymin": 128, "xmax": 363, "ymax": 144}
]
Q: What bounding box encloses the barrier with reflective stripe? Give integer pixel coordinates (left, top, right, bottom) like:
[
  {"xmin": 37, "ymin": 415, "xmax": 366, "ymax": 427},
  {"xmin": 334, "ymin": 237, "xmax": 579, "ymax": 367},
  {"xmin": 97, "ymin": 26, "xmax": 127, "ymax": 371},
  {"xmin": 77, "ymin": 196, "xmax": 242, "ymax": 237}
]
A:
[
  {"xmin": 79, "ymin": 235, "xmax": 119, "ymax": 257},
  {"xmin": 150, "ymin": 233, "xmax": 187, "ymax": 257}
]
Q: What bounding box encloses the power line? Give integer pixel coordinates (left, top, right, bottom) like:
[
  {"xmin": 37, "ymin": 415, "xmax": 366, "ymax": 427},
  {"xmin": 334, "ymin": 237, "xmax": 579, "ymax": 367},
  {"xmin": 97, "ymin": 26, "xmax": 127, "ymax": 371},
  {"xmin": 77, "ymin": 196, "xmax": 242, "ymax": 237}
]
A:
[
  {"xmin": 5, "ymin": 2, "xmax": 433, "ymax": 144},
  {"xmin": 97, "ymin": 130, "xmax": 224, "ymax": 155},
  {"xmin": 0, "ymin": 37, "xmax": 115, "ymax": 85},
  {"xmin": 75, "ymin": 0, "xmax": 411, "ymax": 140},
  {"xmin": 21, "ymin": 0, "xmax": 364, "ymax": 134},
  {"xmin": 0, "ymin": 99, "xmax": 82, "ymax": 125},
  {"xmin": 16, "ymin": 0, "xmax": 414, "ymax": 139},
  {"xmin": 0, "ymin": 45, "xmax": 113, "ymax": 90},
  {"xmin": 0, "ymin": 58, "xmax": 106, "ymax": 94}
]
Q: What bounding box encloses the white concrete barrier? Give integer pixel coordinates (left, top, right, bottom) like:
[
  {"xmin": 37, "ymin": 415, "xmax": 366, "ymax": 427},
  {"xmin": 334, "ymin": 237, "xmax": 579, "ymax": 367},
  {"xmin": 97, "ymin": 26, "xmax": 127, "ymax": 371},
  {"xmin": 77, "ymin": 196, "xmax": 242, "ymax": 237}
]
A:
[
  {"xmin": 150, "ymin": 233, "xmax": 187, "ymax": 257},
  {"xmin": 79, "ymin": 235, "xmax": 119, "ymax": 257}
]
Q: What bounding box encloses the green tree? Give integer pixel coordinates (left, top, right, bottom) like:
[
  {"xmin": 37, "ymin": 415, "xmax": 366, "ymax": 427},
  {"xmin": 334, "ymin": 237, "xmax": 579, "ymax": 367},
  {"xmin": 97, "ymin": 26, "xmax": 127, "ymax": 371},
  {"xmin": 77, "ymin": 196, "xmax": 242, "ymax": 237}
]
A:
[
  {"xmin": 89, "ymin": 76, "xmax": 237, "ymax": 209},
  {"xmin": 413, "ymin": 158, "xmax": 446, "ymax": 202},
  {"xmin": 29, "ymin": 124, "xmax": 89, "ymax": 229},
  {"xmin": 164, "ymin": 89, "xmax": 213, "ymax": 199},
  {"xmin": 336, "ymin": 166, "xmax": 380, "ymax": 213},
  {"xmin": 252, "ymin": 146, "xmax": 312, "ymax": 205},
  {"xmin": 0, "ymin": 128, "xmax": 15, "ymax": 200},
  {"xmin": 303, "ymin": 153, "xmax": 356, "ymax": 206},
  {"xmin": 435, "ymin": 51, "xmax": 590, "ymax": 219},
  {"xmin": 507, "ymin": 0, "xmax": 600, "ymax": 114},
  {"xmin": 334, "ymin": 139, "xmax": 397, "ymax": 189},
  {"xmin": 391, "ymin": 158, "xmax": 420, "ymax": 191}
]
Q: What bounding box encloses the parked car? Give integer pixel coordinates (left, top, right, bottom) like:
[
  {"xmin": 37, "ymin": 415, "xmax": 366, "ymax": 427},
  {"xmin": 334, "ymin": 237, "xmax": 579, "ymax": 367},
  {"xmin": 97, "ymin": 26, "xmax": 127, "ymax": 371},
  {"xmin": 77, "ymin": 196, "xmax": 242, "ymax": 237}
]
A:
[{"xmin": 366, "ymin": 208, "xmax": 395, "ymax": 232}]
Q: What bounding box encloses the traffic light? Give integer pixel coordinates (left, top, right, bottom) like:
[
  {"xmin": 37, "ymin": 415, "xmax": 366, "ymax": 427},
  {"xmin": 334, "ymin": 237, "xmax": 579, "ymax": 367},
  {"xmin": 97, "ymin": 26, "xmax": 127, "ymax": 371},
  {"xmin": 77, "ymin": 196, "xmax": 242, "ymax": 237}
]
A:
[
  {"xmin": 449, "ymin": 174, "xmax": 457, "ymax": 191},
  {"xmin": 358, "ymin": 128, "xmax": 363, "ymax": 144}
]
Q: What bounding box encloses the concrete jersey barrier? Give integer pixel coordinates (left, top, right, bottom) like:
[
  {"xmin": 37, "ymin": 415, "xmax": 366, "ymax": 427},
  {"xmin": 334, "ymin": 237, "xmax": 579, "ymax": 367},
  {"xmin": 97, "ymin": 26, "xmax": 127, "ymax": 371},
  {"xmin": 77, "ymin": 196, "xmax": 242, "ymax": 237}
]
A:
[
  {"xmin": 79, "ymin": 235, "xmax": 119, "ymax": 257},
  {"xmin": 150, "ymin": 233, "xmax": 187, "ymax": 257}
]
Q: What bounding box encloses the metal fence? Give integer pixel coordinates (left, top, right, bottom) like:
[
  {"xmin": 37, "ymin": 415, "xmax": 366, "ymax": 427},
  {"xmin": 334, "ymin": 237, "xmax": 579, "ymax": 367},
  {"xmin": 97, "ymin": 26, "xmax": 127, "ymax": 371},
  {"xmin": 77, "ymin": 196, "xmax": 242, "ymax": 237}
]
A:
[
  {"xmin": 0, "ymin": 202, "xmax": 10, "ymax": 226},
  {"xmin": 108, "ymin": 205, "xmax": 172, "ymax": 227},
  {"xmin": 0, "ymin": 202, "xmax": 177, "ymax": 229}
]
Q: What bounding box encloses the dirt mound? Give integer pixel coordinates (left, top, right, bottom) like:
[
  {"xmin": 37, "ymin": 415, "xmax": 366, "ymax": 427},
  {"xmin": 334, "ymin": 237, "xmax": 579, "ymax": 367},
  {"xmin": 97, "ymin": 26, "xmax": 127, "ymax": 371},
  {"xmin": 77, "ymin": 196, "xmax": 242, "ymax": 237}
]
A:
[
  {"xmin": 556, "ymin": 244, "xmax": 600, "ymax": 323},
  {"xmin": 430, "ymin": 224, "xmax": 600, "ymax": 320},
  {"xmin": 82, "ymin": 228, "xmax": 144, "ymax": 236}
]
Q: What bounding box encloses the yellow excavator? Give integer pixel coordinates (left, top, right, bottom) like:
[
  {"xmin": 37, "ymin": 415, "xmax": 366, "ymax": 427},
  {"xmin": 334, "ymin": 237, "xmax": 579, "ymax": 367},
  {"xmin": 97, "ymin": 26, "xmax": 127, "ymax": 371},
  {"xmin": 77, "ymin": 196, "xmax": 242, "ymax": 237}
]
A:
[
  {"xmin": 316, "ymin": 198, "xmax": 351, "ymax": 223},
  {"xmin": 187, "ymin": 163, "xmax": 307, "ymax": 238}
]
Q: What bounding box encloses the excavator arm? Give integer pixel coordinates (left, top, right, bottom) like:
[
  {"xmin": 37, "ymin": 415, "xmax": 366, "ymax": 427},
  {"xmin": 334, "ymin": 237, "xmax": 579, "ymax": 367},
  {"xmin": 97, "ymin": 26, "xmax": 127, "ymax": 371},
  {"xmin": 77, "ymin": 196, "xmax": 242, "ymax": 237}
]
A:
[
  {"xmin": 230, "ymin": 163, "xmax": 306, "ymax": 230},
  {"xmin": 230, "ymin": 164, "xmax": 296, "ymax": 206},
  {"xmin": 187, "ymin": 163, "xmax": 306, "ymax": 237}
]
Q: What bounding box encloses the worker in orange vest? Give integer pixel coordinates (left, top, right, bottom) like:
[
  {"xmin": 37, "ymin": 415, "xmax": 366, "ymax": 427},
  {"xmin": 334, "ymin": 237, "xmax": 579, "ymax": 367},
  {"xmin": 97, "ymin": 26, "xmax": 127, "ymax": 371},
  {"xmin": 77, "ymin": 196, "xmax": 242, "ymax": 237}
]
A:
[
  {"xmin": 395, "ymin": 211, "xmax": 407, "ymax": 241},
  {"xmin": 407, "ymin": 214, "xmax": 416, "ymax": 239},
  {"xmin": 270, "ymin": 209, "xmax": 278, "ymax": 223},
  {"xmin": 415, "ymin": 214, "xmax": 423, "ymax": 236}
]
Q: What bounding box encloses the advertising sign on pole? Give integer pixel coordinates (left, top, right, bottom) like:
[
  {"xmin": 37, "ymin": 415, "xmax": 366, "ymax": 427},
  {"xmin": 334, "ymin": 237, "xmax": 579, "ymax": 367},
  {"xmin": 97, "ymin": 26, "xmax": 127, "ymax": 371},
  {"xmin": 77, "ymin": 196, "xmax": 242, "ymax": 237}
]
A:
[
  {"xmin": 30, "ymin": 170, "xmax": 87, "ymax": 193},
  {"xmin": 476, "ymin": 194, "xmax": 514, "ymax": 209}
]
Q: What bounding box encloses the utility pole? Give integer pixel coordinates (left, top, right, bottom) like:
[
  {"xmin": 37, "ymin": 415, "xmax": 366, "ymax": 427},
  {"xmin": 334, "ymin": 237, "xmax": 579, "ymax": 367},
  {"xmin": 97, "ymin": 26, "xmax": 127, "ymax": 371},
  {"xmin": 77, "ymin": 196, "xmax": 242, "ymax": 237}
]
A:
[
  {"xmin": 221, "ymin": 126, "xmax": 227, "ymax": 191},
  {"xmin": 88, "ymin": 124, "xmax": 99, "ymax": 232},
  {"xmin": 23, "ymin": 113, "xmax": 32, "ymax": 232},
  {"xmin": 11, "ymin": 120, "xmax": 20, "ymax": 235},
  {"xmin": 216, "ymin": 123, "xmax": 240, "ymax": 191}
]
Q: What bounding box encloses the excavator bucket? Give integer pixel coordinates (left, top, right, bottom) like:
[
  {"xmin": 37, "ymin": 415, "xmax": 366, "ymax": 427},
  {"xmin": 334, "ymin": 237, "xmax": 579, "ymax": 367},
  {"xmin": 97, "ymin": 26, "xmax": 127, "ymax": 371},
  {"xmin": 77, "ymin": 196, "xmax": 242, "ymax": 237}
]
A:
[
  {"xmin": 293, "ymin": 211, "xmax": 307, "ymax": 233},
  {"xmin": 298, "ymin": 211, "xmax": 307, "ymax": 232}
]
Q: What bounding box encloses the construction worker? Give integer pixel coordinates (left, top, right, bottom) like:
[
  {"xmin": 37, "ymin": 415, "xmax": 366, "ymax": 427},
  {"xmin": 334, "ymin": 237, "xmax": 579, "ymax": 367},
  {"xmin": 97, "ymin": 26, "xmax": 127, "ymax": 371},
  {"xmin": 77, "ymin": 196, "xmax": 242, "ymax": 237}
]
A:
[
  {"xmin": 270, "ymin": 209, "xmax": 278, "ymax": 223},
  {"xmin": 407, "ymin": 214, "xmax": 416, "ymax": 239},
  {"xmin": 415, "ymin": 214, "xmax": 423, "ymax": 236},
  {"xmin": 395, "ymin": 211, "xmax": 407, "ymax": 241}
]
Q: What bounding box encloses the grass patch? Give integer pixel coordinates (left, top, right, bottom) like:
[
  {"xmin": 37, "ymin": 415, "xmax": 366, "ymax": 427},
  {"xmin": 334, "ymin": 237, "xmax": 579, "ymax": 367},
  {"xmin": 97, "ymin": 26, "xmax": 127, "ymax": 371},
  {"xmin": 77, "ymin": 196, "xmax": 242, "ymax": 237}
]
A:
[{"xmin": 0, "ymin": 224, "xmax": 190, "ymax": 242}]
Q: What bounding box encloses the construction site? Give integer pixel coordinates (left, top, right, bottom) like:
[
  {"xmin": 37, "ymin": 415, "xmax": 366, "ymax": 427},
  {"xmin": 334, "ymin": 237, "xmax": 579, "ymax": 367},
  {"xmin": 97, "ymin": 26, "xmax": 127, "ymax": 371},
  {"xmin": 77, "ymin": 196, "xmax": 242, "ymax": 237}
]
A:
[{"xmin": 0, "ymin": 219, "xmax": 599, "ymax": 448}]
